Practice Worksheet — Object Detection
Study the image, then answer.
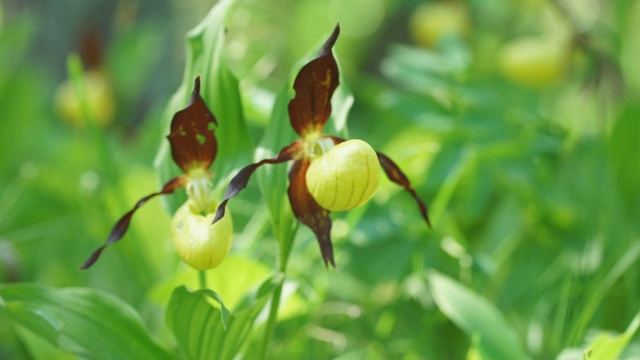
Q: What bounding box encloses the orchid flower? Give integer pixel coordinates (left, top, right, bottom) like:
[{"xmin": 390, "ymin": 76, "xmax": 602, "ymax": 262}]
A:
[
  {"xmin": 81, "ymin": 77, "xmax": 232, "ymax": 270},
  {"xmin": 212, "ymin": 25, "xmax": 430, "ymax": 268}
]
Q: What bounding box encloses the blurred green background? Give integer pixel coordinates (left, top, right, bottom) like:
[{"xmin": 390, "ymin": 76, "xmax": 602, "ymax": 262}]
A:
[{"xmin": 1, "ymin": 0, "xmax": 640, "ymax": 359}]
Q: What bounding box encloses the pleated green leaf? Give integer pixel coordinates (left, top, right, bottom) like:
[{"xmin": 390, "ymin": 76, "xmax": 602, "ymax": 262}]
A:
[
  {"xmin": 0, "ymin": 283, "xmax": 175, "ymax": 360},
  {"xmin": 166, "ymin": 275, "xmax": 279, "ymax": 360}
]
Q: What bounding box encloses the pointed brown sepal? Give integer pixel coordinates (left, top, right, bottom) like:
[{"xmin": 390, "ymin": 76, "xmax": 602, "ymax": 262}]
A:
[
  {"xmin": 211, "ymin": 142, "xmax": 302, "ymax": 224},
  {"xmin": 377, "ymin": 152, "xmax": 432, "ymax": 227},
  {"xmin": 80, "ymin": 176, "xmax": 187, "ymax": 269},
  {"xmin": 287, "ymin": 158, "xmax": 335, "ymax": 268},
  {"xmin": 167, "ymin": 76, "xmax": 218, "ymax": 172},
  {"xmin": 288, "ymin": 24, "xmax": 341, "ymax": 137}
]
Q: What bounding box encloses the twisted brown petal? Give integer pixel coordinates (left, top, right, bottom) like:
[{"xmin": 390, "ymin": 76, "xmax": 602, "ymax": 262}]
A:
[
  {"xmin": 80, "ymin": 176, "xmax": 187, "ymax": 269},
  {"xmin": 377, "ymin": 152, "xmax": 432, "ymax": 227},
  {"xmin": 288, "ymin": 24, "xmax": 340, "ymax": 137},
  {"xmin": 212, "ymin": 142, "xmax": 302, "ymax": 224},
  {"xmin": 167, "ymin": 76, "xmax": 218, "ymax": 172},
  {"xmin": 287, "ymin": 158, "xmax": 335, "ymax": 268}
]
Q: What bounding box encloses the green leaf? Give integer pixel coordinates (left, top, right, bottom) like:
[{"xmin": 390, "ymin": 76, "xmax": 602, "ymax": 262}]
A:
[
  {"xmin": 0, "ymin": 302, "xmax": 62, "ymax": 345},
  {"xmin": 14, "ymin": 326, "xmax": 77, "ymax": 360},
  {"xmin": 154, "ymin": 0, "xmax": 252, "ymax": 214},
  {"xmin": 0, "ymin": 283, "xmax": 174, "ymax": 360},
  {"xmin": 428, "ymin": 271, "xmax": 530, "ymax": 360},
  {"xmin": 585, "ymin": 311, "xmax": 640, "ymax": 360},
  {"xmin": 608, "ymin": 104, "xmax": 640, "ymax": 223},
  {"xmin": 166, "ymin": 276, "xmax": 279, "ymax": 360},
  {"xmin": 255, "ymin": 84, "xmax": 298, "ymax": 260}
]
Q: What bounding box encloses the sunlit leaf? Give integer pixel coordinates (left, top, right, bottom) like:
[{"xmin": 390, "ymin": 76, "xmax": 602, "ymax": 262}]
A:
[
  {"xmin": 585, "ymin": 311, "xmax": 640, "ymax": 360},
  {"xmin": 0, "ymin": 283, "xmax": 175, "ymax": 360},
  {"xmin": 149, "ymin": 255, "xmax": 271, "ymax": 310}
]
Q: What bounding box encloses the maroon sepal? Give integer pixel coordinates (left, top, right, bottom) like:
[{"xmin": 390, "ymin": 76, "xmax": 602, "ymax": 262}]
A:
[
  {"xmin": 80, "ymin": 176, "xmax": 186, "ymax": 269},
  {"xmin": 287, "ymin": 159, "xmax": 335, "ymax": 268},
  {"xmin": 211, "ymin": 142, "xmax": 302, "ymax": 224},
  {"xmin": 377, "ymin": 152, "xmax": 432, "ymax": 227},
  {"xmin": 288, "ymin": 24, "xmax": 340, "ymax": 137},
  {"xmin": 167, "ymin": 76, "xmax": 218, "ymax": 172}
]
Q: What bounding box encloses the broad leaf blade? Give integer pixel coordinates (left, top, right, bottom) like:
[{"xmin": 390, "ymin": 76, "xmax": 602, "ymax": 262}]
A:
[
  {"xmin": 0, "ymin": 283, "xmax": 174, "ymax": 360},
  {"xmin": 428, "ymin": 271, "xmax": 530, "ymax": 360}
]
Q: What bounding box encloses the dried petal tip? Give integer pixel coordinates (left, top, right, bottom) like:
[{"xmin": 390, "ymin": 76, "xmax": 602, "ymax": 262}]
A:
[
  {"xmin": 193, "ymin": 76, "xmax": 201, "ymax": 97},
  {"xmin": 377, "ymin": 152, "xmax": 432, "ymax": 227},
  {"xmin": 318, "ymin": 24, "xmax": 340, "ymax": 58}
]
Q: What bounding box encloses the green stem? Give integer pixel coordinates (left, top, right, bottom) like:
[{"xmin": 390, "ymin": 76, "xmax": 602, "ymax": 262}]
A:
[
  {"xmin": 258, "ymin": 228, "xmax": 295, "ymax": 360},
  {"xmin": 258, "ymin": 273, "xmax": 285, "ymax": 360},
  {"xmin": 198, "ymin": 270, "xmax": 208, "ymax": 289}
]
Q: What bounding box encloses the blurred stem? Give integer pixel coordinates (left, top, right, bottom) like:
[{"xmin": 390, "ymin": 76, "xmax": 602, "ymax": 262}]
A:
[
  {"xmin": 258, "ymin": 229, "xmax": 295, "ymax": 360},
  {"xmin": 568, "ymin": 242, "xmax": 640, "ymax": 345},
  {"xmin": 258, "ymin": 274, "xmax": 285, "ymax": 360},
  {"xmin": 198, "ymin": 270, "xmax": 207, "ymax": 289},
  {"xmin": 430, "ymin": 148, "xmax": 475, "ymax": 225}
]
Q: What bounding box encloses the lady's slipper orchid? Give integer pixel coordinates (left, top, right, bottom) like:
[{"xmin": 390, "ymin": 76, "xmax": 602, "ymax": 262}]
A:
[
  {"xmin": 212, "ymin": 25, "xmax": 430, "ymax": 268},
  {"xmin": 80, "ymin": 76, "xmax": 232, "ymax": 270}
]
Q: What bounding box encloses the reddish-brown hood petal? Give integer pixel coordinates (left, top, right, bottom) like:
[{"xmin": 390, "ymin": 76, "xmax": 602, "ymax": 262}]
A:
[
  {"xmin": 80, "ymin": 176, "xmax": 187, "ymax": 269},
  {"xmin": 377, "ymin": 152, "xmax": 432, "ymax": 227},
  {"xmin": 288, "ymin": 25, "xmax": 340, "ymax": 137},
  {"xmin": 287, "ymin": 158, "xmax": 335, "ymax": 268},
  {"xmin": 212, "ymin": 142, "xmax": 302, "ymax": 224},
  {"xmin": 167, "ymin": 76, "xmax": 218, "ymax": 172}
]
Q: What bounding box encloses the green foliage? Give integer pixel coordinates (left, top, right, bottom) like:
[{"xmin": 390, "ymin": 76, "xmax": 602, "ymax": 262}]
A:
[
  {"xmin": 1, "ymin": 0, "xmax": 640, "ymax": 359},
  {"xmin": 0, "ymin": 283, "xmax": 175, "ymax": 360},
  {"xmin": 166, "ymin": 276, "xmax": 277, "ymax": 360},
  {"xmin": 428, "ymin": 271, "xmax": 529, "ymax": 359}
]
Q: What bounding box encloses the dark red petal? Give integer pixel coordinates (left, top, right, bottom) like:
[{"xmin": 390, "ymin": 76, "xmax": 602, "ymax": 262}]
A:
[
  {"xmin": 167, "ymin": 76, "xmax": 218, "ymax": 172},
  {"xmin": 288, "ymin": 24, "xmax": 340, "ymax": 137},
  {"xmin": 211, "ymin": 142, "xmax": 302, "ymax": 224},
  {"xmin": 377, "ymin": 152, "xmax": 432, "ymax": 227},
  {"xmin": 80, "ymin": 176, "xmax": 187, "ymax": 270},
  {"xmin": 287, "ymin": 159, "xmax": 335, "ymax": 268}
]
